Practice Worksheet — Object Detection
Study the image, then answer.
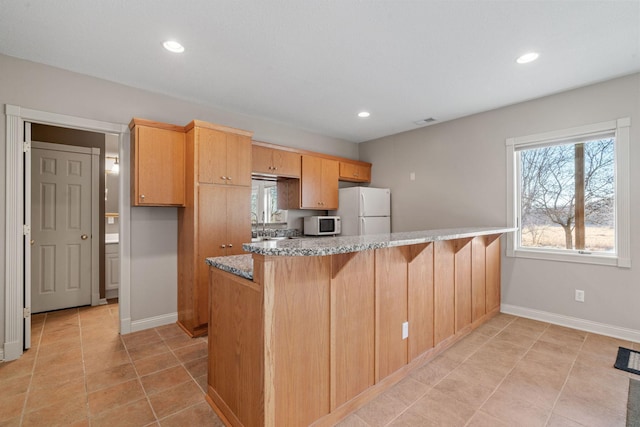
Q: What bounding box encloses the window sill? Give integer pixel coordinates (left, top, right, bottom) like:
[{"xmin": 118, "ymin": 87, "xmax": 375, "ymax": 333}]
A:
[{"xmin": 507, "ymin": 248, "xmax": 629, "ymax": 268}]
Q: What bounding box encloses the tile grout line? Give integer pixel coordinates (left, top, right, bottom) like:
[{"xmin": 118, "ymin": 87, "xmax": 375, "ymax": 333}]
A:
[
  {"xmin": 542, "ymin": 331, "xmax": 588, "ymax": 427},
  {"xmin": 18, "ymin": 312, "xmax": 46, "ymax": 427}
]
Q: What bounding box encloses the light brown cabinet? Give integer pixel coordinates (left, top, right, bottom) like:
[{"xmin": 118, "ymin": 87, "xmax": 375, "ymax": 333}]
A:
[
  {"xmin": 178, "ymin": 120, "xmax": 253, "ymax": 337},
  {"xmin": 339, "ymin": 161, "xmax": 371, "ymax": 183},
  {"xmin": 252, "ymin": 145, "xmax": 301, "ymax": 178},
  {"xmin": 301, "ymin": 155, "xmax": 339, "ymax": 209},
  {"xmin": 193, "ymin": 122, "xmax": 252, "ymax": 187},
  {"xmin": 129, "ymin": 118, "xmax": 185, "ymax": 206}
]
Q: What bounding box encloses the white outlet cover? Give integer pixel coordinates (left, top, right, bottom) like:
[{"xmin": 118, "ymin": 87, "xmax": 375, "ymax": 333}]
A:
[{"xmin": 402, "ymin": 321, "xmax": 409, "ymax": 339}]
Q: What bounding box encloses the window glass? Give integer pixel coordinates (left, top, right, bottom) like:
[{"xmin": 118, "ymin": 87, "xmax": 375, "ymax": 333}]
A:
[{"xmin": 518, "ymin": 138, "xmax": 615, "ymax": 253}]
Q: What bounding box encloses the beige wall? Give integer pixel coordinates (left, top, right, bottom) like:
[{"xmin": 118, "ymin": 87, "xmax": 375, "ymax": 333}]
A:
[
  {"xmin": 359, "ymin": 73, "xmax": 640, "ymax": 332},
  {"xmin": 0, "ymin": 53, "xmax": 358, "ymax": 346}
]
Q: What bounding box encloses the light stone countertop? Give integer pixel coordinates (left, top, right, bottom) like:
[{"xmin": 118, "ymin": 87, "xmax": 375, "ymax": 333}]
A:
[{"xmin": 206, "ymin": 227, "xmax": 516, "ymax": 280}]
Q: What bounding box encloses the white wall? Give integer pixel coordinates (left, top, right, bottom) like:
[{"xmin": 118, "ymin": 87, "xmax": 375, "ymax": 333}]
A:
[
  {"xmin": 359, "ymin": 73, "xmax": 640, "ymax": 334},
  {"xmin": 0, "ymin": 53, "xmax": 358, "ymax": 345}
]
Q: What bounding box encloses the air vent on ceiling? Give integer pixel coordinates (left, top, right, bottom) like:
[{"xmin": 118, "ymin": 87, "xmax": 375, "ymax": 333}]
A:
[{"xmin": 414, "ymin": 117, "xmax": 437, "ymax": 126}]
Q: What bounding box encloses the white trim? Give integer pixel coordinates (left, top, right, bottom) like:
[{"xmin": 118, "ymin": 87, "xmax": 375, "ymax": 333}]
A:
[
  {"xmin": 4, "ymin": 104, "xmax": 130, "ymax": 361},
  {"xmin": 130, "ymin": 312, "xmax": 178, "ymax": 333},
  {"xmin": 0, "ymin": 348, "xmax": 4, "ymax": 361},
  {"xmin": 501, "ymin": 303, "xmax": 640, "ymax": 344},
  {"xmin": 505, "ymin": 118, "xmax": 631, "ymax": 268}
]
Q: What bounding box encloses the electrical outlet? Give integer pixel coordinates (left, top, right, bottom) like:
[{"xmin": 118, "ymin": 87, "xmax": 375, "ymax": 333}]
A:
[
  {"xmin": 410, "ymin": 172, "xmax": 415, "ymax": 181},
  {"xmin": 575, "ymin": 289, "xmax": 585, "ymax": 303},
  {"xmin": 402, "ymin": 322, "xmax": 409, "ymax": 340}
]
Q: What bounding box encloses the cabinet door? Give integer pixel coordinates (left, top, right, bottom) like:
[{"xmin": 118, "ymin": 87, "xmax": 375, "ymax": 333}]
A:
[
  {"xmin": 198, "ymin": 128, "xmax": 227, "ymax": 184},
  {"xmin": 225, "ymin": 134, "xmax": 252, "ymax": 187},
  {"xmin": 133, "ymin": 126, "xmax": 185, "ymax": 206},
  {"xmin": 339, "ymin": 162, "xmax": 371, "ymax": 183},
  {"xmin": 273, "ymin": 149, "xmax": 301, "ymax": 178},
  {"xmin": 321, "ymin": 159, "xmax": 339, "ymax": 209},
  {"xmin": 252, "ymin": 145, "xmax": 274, "ymax": 175},
  {"xmin": 301, "ymin": 155, "xmax": 323, "ymax": 209},
  {"xmin": 197, "ymin": 185, "xmax": 228, "ymax": 326},
  {"xmin": 226, "ymin": 186, "xmax": 251, "ymax": 255},
  {"xmin": 485, "ymin": 236, "xmax": 501, "ymax": 313}
]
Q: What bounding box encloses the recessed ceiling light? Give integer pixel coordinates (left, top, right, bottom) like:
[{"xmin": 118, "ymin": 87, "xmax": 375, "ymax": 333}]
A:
[
  {"xmin": 358, "ymin": 111, "xmax": 370, "ymax": 118},
  {"xmin": 163, "ymin": 40, "xmax": 185, "ymax": 53},
  {"xmin": 516, "ymin": 52, "xmax": 539, "ymax": 64}
]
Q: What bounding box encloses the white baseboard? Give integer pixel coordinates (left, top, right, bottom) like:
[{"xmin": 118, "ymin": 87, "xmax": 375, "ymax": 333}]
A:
[
  {"xmin": 501, "ymin": 303, "xmax": 640, "ymax": 344},
  {"xmin": 128, "ymin": 312, "xmax": 178, "ymax": 334},
  {"xmin": 105, "ymin": 289, "xmax": 118, "ymax": 300},
  {"xmin": 0, "ymin": 347, "xmax": 4, "ymax": 362},
  {"xmin": 2, "ymin": 340, "xmax": 22, "ymax": 362}
]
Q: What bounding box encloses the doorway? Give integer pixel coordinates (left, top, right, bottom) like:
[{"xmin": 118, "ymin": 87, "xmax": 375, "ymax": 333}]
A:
[{"xmin": 3, "ymin": 105, "xmax": 130, "ymax": 362}]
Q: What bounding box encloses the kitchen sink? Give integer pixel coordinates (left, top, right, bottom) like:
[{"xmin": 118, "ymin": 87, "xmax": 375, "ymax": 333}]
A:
[{"xmin": 251, "ymin": 236, "xmax": 290, "ymax": 242}]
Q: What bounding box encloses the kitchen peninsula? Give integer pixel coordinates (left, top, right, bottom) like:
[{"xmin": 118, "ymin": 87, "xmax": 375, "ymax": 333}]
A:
[{"xmin": 205, "ymin": 227, "xmax": 515, "ymax": 427}]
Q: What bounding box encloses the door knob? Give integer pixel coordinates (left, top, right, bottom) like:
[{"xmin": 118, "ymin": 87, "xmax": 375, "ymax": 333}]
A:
[
  {"xmin": 30, "ymin": 239, "xmax": 35, "ymax": 246},
  {"xmin": 81, "ymin": 234, "xmax": 88, "ymax": 240}
]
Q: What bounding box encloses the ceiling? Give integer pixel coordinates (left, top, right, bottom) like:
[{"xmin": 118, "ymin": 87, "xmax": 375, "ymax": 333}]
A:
[{"xmin": 1, "ymin": 1, "xmax": 639, "ymax": 143}]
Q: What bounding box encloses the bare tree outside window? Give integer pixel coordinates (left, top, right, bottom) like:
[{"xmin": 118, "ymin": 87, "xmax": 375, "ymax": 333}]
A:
[{"xmin": 519, "ymin": 138, "xmax": 615, "ymax": 252}]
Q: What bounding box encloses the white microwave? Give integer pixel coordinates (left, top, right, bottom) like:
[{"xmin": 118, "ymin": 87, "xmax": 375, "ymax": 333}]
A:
[{"xmin": 303, "ymin": 216, "xmax": 341, "ymax": 236}]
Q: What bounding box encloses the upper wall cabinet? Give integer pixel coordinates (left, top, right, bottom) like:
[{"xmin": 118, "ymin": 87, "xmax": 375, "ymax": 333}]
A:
[
  {"xmin": 301, "ymin": 155, "xmax": 339, "ymax": 209},
  {"xmin": 189, "ymin": 121, "xmax": 252, "ymax": 187},
  {"xmin": 339, "ymin": 161, "xmax": 371, "ymax": 183},
  {"xmin": 252, "ymin": 145, "xmax": 301, "ymax": 178},
  {"xmin": 129, "ymin": 118, "xmax": 186, "ymax": 207}
]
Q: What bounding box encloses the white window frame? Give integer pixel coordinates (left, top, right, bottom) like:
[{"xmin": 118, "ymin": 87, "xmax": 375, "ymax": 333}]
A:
[{"xmin": 506, "ymin": 118, "xmax": 630, "ymax": 268}]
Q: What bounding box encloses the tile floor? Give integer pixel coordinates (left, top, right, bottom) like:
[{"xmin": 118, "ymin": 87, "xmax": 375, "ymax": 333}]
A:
[
  {"xmin": 1, "ymin": 304, "xmax": 638, "ymax": 426},
  {"xmin": 0, "ymin": 301, "xmax": 223, "ymax": 427}
]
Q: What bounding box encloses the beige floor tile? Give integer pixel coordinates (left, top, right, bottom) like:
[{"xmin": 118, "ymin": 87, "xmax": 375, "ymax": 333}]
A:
[
  {"xmin": 0, "ymin": 416, "xmax": 22, "ymax": 427},
  {"xmin": 561, "ymin": 371, "xmax": 628, "ymax": 415},
  {"xmin": 25, "ymin": 377, "xmax": 86, "ymax": 412},
  {"xmin": 0, "ymin": 356, "xmax": 36, "ymax": 381},
  {"xmin": 122, "ymin": 329, "xmax": 162, "ymax": 349},
  {"xmin": 147, "ymin": 380, "xmax": 205, "ymax": 419},
  {"xmin": 0, "ymin": 373, "xmax": 31, "ymax": 399},
  {"xmin": 134, "ymin": 351, "xmax": 181, "ymax": 377},
  {"xmin": 409, "ymin": 355, "xmax": 459, "ymax": 386},
  {"xmin": 482, "ymin": 313, "xmax": 516, "ymax": 330},
  {"xmin": 84, "ymin": 349, "xmax": 132, "ymax": 373},
  {"xmin": 495, "ymin": 370, "xmax": 562, "ymax": 410},
  {"xmin": 184, "ymin": 356, "xmax": 208, "ymax": 379},
  {"xmin": 480, "ymin": 388, "xmax": 550, "ymax": 427},
  {"xmin": 433, "ymin": 371, "xmax": 495, "ymax": 409},
  {"xmin": 581, "ymin": 333, "xmax": 634, "ymax": 360},
  {"xmin": 440, "ymin": 332, "xmax": 488, "ymax": 363},
  {"xmin": 553, "ymin": 393, "xmax": 626, "ymax": 427},
  {"xmin": 155, "ymin": 323, "xmax": 187, "ymax": 340},
  {"xmin": 33, "ymin": 346, "xmax": 84, "ymax": 372},
  {"xmin": 141, "ymin": 365, "xmax": 192, "ymax": 395},
  {"xmin": 492, "ymin": 329, "xmax": 538, "ymax": 349},
  {"xmin": 472, "ymin": 323, "xmax": 502, "ymax": 338},
  {"xmin": 127, "ymin": 341, "xmax": 171, "ymax": 361},
  {"xmin": 29, "ymin": 362, "xmax": 84, "ymax": 389},
  {"xmin": 386, "ymin": 408, "xmax": 440, "ymax": 426},
  {"xmin": 385, "ymin": 377, "xmax": 430, "ymax": 407},
  {"xmin": 334, "ymin": 413, "xmax": 370, "ymax": 427},
  {"xmin": 88, "ymin": 378, "xmax": 146, "ymax": 416},
  {"xmin": 21, "ymin": 396, "xmax": 88, "ymax": 427},
  {"xmin": 90, "ymin": 398, "xmax": 156, "ymax": 427},
  {"xmin": 173, "ymin": 341, "xmax": 208, "ymax": 363},
  {"xmin": 465, "ymin": 410, "xmax": 511, "ymax": 427},
  {"xmin": 451, "ymin": 360, "xmax": 505, "ymax": 390},
  {"xmin": 195, "ymin": 374, "xmax": 208, "ymax": 393},
  {"xmin": 158, "ymin": 401, "xmax": 225, "ymax": 427},
  {"xmin": 547, "ymin": 412, "xmax": 592, "ymax": 427},
  {"xmin": 529, "ymin": 339, "xmax": 581, "ymax": 362},
  {"xmin": 355, "ymin": 393, "xmax": 408, "ymax": 427},
  {"xmin": 0, "ymin": 393, "xmax": 27, "ymax": 423},
  {"xmin": 86, "ymin": 362, "xmax": 138, "ymax": 393},
  {"xmin": 163, "ymin": 333, "xmax": 197, "ymax": 350},
  {"xmin": 409, "ymin": 388, "xmax": 476, "ymax": 427},
  {"xmin": 538, "ymin": 325, "xmax": 586, "ymax": 351}
]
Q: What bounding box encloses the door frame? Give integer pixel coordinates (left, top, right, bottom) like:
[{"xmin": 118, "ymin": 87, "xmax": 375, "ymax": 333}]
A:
[
  {"xmin": 4, "ymin": 104, "xmax": 130, "ymax": 361},
  {"xmin": 29, "ymin": 141, "xmax": 100, "ymax": 318}
]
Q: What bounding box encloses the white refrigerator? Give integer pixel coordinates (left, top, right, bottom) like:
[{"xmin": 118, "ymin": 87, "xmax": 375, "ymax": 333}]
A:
[{"xmin": 332, "ymin": 187, "xmax": 391, "ymax": 236}]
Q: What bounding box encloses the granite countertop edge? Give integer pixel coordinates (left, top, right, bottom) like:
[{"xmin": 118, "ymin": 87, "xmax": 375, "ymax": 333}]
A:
[{"xmin": 206, "ymin": 227, "xmax": 516, "ymax": 281}]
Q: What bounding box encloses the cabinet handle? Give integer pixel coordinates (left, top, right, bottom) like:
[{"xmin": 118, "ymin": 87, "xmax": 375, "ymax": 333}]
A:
[
  {"xmin": 140, "ymin": 194, "xmax": 145, "ymax": 200},
  {"xmin": 221, "ymin": 176, "xmax": 227, "ymax": 180},
  {"xmin": 228, "ymin": 244, "xmax": 233, "ymax": 248},
  {"xmin": 220, "ymin": 244, "xmax": 226, "ymax": 249},
  {"xmin": 227, "ymin": 177, "xmax": 232, "ymax": 181}
]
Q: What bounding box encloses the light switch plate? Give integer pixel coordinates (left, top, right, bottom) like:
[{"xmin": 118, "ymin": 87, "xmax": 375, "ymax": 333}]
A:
[{"xmin": 402, "ymin": 321, "xmax": 409, "ymax": 340}]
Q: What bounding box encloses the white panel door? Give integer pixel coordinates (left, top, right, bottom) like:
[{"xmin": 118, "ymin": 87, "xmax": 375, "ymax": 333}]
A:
[{"xmin": 31, "ymin": 143, "xmax": 93, "ymax": 313}]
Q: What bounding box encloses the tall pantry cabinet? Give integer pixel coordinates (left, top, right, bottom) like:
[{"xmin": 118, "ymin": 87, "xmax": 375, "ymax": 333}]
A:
[{"xmin": 178, "ymin": 120, "xmax": 253, "ymax": 337}]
